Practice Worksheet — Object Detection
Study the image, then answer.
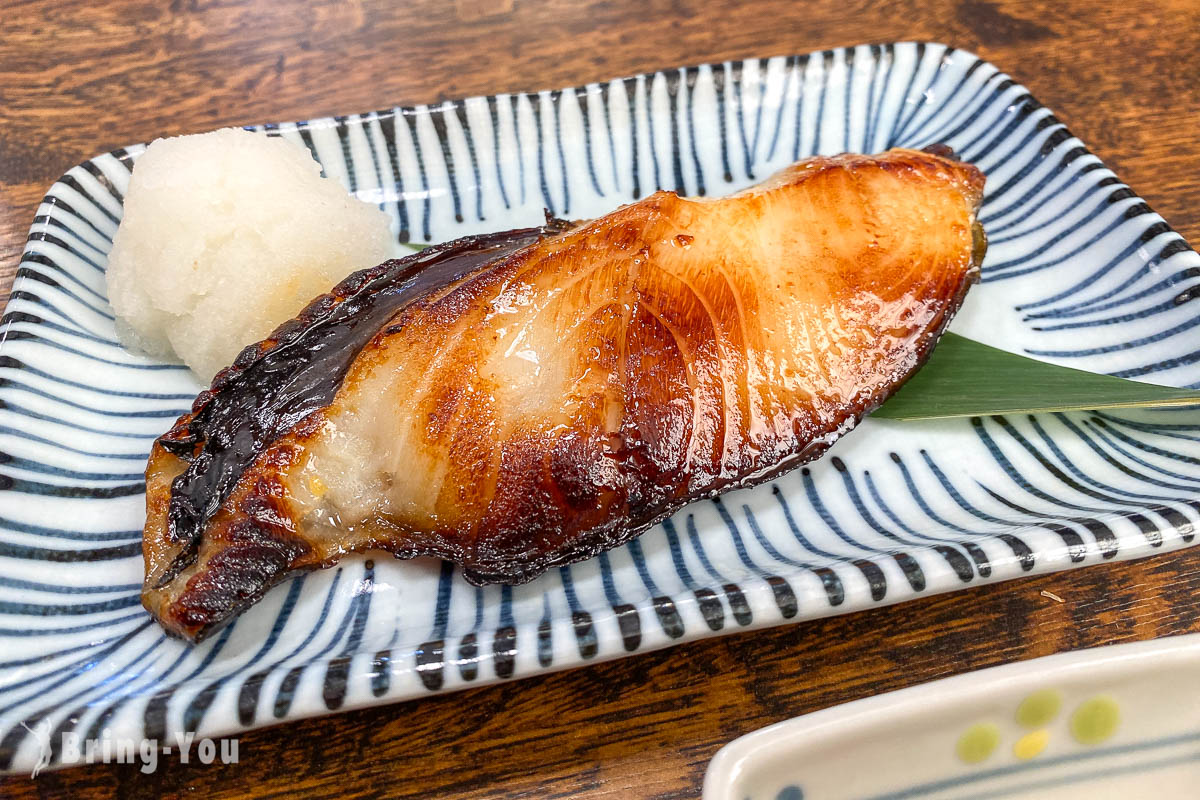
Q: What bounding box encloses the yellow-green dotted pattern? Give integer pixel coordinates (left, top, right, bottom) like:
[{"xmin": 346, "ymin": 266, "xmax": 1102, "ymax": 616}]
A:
[
  {"xmin": 1013, "ymin": 729, "xmax": 1050, "ymax": 760},
  {"xmin": 955, "ymin": 691, "xmax": 1120, "ymax": 766},
  {"xmin": 956, "ymin": 723, "xmax": 1001, "ymax": 764},
  {"xmin": 1070, "ymin": 696, "xmax": 1120, "ymax": 745},
  {"xmin": 1016, "ymin": 689, "xmax": 1062, "ymax": 729}
]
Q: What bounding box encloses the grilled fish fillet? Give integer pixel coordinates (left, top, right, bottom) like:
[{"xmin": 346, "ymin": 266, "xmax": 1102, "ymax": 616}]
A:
[{"xmin": 142, "ymin": 147, "xmax": 986, "ymax": 641}]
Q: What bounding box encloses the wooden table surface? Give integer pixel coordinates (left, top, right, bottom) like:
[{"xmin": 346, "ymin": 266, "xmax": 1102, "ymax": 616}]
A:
[{"xmin": 2, "ymin": 0, "xmax": 1199, "ymax": 797}]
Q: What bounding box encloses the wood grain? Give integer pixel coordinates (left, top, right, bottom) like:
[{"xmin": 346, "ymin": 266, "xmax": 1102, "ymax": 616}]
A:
[{"xmin": 0, "ymin": 0, "xmax": 1198, "ymax": 797}]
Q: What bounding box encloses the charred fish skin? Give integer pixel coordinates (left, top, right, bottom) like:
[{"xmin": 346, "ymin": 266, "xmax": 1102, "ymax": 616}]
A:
[
  {"xmin": 143, "ymin": 224, "xmax": 572, "ymax": 631},
  {"xmin": 143, "ymin": 148, "xmax": 986, "ymax": 642}
]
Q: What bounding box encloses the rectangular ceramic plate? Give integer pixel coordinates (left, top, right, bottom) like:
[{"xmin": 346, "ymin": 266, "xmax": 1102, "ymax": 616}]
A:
[
  {"xmin": 704, "ymin": 635, "xmax": 1200, "ymax": 799},
  {"xmin": 2, "ymin": 41, "xmax": 1199, "ymax": 774}
]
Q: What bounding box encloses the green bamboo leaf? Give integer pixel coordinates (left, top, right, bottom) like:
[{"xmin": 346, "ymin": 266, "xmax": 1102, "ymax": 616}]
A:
[{"xmin": 873, "ymin": 332, "xmax": 1200, "ymax": 421}]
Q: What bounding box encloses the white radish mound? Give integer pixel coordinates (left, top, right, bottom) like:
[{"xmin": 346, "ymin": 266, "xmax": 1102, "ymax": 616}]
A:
[{"xmin": 106, "ymin": 127, "xmax": 393, "ymax": 382}]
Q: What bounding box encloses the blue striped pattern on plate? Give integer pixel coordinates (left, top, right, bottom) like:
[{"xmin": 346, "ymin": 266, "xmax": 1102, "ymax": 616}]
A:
[{"xmin": 1, "ymin": 41, "xmax": 1198, "ymax": 774}]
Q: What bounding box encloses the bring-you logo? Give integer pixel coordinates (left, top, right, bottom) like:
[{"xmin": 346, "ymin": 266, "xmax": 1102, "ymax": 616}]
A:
[{"xmin": 21, "ymin": 722, "xmax": 239, "ymax": 777}]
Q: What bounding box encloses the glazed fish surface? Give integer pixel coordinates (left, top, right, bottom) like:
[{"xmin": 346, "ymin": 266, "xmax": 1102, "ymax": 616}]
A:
[{"xmin": 142, "ymin": 147, "xmax": 986, "ymax": 641}]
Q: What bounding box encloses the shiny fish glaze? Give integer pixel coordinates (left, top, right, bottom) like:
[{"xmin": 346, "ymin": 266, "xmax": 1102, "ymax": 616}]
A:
[
  {"xmin": 154, "ymin": 223, "xmax": 570, "ymax": 587},
  {"xmin": 143, "ymin": 148, "xmax": 986, "ymax": 642}
]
